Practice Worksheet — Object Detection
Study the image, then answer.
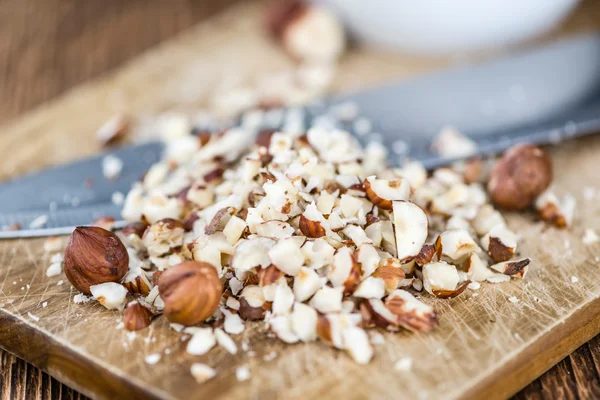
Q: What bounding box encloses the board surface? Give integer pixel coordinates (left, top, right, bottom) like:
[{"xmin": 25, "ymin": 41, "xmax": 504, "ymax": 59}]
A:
[{"xmin": 1, "ymin": 2, "xmax": 600, "ymax": 399}]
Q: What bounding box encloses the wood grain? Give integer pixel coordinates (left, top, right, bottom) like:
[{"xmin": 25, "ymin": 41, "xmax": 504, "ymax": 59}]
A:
[
  {"xmin": 0, "ymin": 0, "xmax": 240, "ymax": 123},
  {"xmin": 1, "ymin": 0, "xmax": 600, "ymax": 399}
]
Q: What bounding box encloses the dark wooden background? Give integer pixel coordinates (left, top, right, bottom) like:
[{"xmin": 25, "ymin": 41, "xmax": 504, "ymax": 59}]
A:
[{"xmin": 0, "ymin": 0, "xmax": 599, "ymax": 399}]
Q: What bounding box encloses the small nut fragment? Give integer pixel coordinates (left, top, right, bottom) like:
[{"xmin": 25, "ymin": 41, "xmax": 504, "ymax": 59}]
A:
[
  {"xmin": 359, "ymin": 298, "xmax": 399, "ymax": 331},
  {"xmin": 434, "ymin": 229, "xmax": 478, "ymax": 264},
  {"xmin": 472, "ymin": 204, "xmax": 505, "ymax": 236},
  {"xmin": 299, "ymin": 215, "xmax": 326, "ymax": 238},
  {"xmin": 342, "ymin": 327, "xmax": 373, "ymax": 364},
  {"xmin": 291, "ymin": 302, "xmax": 318, "ymax": 342},
  {"xmin": 463, "ymin": 158, "xmax": 485, "ymax": 184},
  {"xmin": 364, "ymin": 177, "xmax": 410, "ymax": 210},
  {"xmin": 431, "ymin": 280, "xmax": 470, "ymax": 299},
  {"xmin": 123, "ymin": 301, "xmax": 154, "ymax": 331},
  {"xmin": 268, "ymin": 238, "xmax": 305, "ymax": 276},
  {"xmin": 385, "ymin": 289, "xmax": 438, "ymax": 332},
  {"xmin": 353, "ymin": 277, "xmax": 385, "ymax": 299},
  {"xmin": 158, "ymin": 262, "xmax": 223, "ymax": 326},
  {"xmin": 258, "ymin": 265, "xmax": 285, "ymax": 287},
  {"xmin": 120, "ymin": 221, "xmax": 148, "ymax": 238},
  {"xmin": 373, "ymin": 263, "xmax": 405, "ymax": 294},
  {"xmin": 328, "ymin": 247, "xmax": 362, "ymax": 292},
  {"xmin": 91, "ymin": 216, "xmax": 116, "ymax": 231},
  {"xmin": 309, "ymin": 286, "xmax": 343, "ymax": 313},
  {"xmin": 90, "ymin": 282, "xmax": 128, "ymax": 310},
  {"xmin": 64, "ymin": 226, "xmax": 129, "ymax": 294},
  {"xmin": 293, "ymin": 267, "xmax": 326, "ymax": 302},
  {"xmin": 481, "ymin": 225, "xmax": 517, "ymax": 263},
  {"xmin": 535, "ymin": 190, "xmax": 575, "ymax": 228},
  {"xmin": 414, "ymin": 244, "xmax": 435, "ymax": 266},
  {"xmin": 122, "ymin": 269, "xmax": 152, "ymax": 296},
  {"xmin": 392, "ymin": 201, "xmax": 428, "ymax": 261},
  {"xmin": 465, "ymin": 253, "xmax": 495, "ymax": 282},
  {"xmin": 422, "ymin": 262, "xmax": 460, "ymax": 296},
  {"xmin": 488, "ymin": 144, "xmax": 552, "ymax": 210},
  {"xmin": 186, "ymin": 327, "xmax": 216, "ymax": 355},
  {"xmin": 43, "ymin": 237, "xmax": 63, "ymax": 253},
  {"xmin": 490, "ymin": 258, "xmax": 531, "ymax": 279},
  {"xmin": 190, "ymin": 363, "xmax": 217, "ymax": 384},
  {"xmin": 238, "ymin": 297, "xmax": 267, "ymax": 321},
  {"xmin": 96, "ymin": 114, "xmax": 129, "ymax": 147},
  {"xmin": 431, "ymin": 126, "xmax": 477, "ymax": 158}
]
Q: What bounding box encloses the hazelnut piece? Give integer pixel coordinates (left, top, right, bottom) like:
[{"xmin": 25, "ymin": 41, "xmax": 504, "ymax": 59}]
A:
[
  {"xmin": 64, "ymin": 226, "xmax": 129, "ymax": 295},
  {"xmin": 158, "ymin": 261, "xmax": 222, "ymax": 326},
  {"xmin": 488, "ymin": 144, "xmax": 552, "ymax": 210},
  {"xmin": 120, "ymin": 221, "xmax": 148, "ymax": 238},
  {"xmin": 299, "ymin": 215, "xmax": 326, "ymax": 238},
  {"xmin": 123, "ymin": 301, "xmax": 154, "ymax": 331}
]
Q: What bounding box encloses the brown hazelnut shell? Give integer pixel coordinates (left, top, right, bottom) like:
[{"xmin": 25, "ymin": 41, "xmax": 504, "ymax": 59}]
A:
[
  {"xmin": 488, "ymin": 144, "xmax": 552, "ymax": 210},
  {"xmin": 64, "ymin": 226, "xmax": 129, "ymax": 295},
  {"xmin": 158, "ymin": 261, "xmax": 222, "ymax": 326},
  {"xmin": 123, "ymin": 302, "xmax": 154, "ymax": 331}
]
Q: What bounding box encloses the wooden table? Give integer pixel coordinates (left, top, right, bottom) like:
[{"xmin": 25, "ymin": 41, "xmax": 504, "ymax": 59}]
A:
[{"xmin": 0, "ymin": 1, "xmax": 599, "ymax": 399}]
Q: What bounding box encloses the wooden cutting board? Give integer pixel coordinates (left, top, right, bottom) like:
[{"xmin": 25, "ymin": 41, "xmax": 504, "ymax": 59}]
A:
[{"xmin": 1, "ymin": 2, "xmax": 600, "ymax": 399}]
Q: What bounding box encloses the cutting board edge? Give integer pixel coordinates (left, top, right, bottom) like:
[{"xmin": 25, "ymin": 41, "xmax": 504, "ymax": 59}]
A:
[
  {"xmin": 461, "ymin": 294, "xmax": 600, "ymax": 400},
  {"xmin": 0, "ymin": 309, "xmax": 170, "ymax": 400},
  {"xmin": 2, "ymin": 294, "xmax": 600, "ymax": 400}
]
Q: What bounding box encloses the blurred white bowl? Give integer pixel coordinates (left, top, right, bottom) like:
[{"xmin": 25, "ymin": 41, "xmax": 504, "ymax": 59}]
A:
[{"xmin": 318, "ymin": 0, "xmax": 581, "ymax": 55}]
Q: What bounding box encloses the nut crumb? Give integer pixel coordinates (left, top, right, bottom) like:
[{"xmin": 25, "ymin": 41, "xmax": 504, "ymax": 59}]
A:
[
  {"xmin": 43, "ymin": 237, "xmax": 63, "ymax": 252},
  {"xmin": 112, "ymin": 191, "xmax": 125, "ymax": 206},
  {"xmin": 27, "ymin": 312, "xmax": 40, "ymax": 322},
  {"xmin": 570, "ymin": 276, "xmax": 579, "ymax": 283},
  {"xmin": 191, "ymin": 363, "xmax": 216, "ymax": 384},
  {"xmin": 102, "ymin": 154, "xmax": 124, "ymax": 180},
  {"xmin": 583, "ymin": 187, "xmax": 596, "ymax": 200},
  {"xmin": 46, "ymin": 262, "xmax": 62, "ymax": 278},
  {"xmin": 582, "ymin": 229, "xmax": 599, "ymax": 245},
  {"xmin": 29, "ymin": 215, "xmax": 48, "ymax": 229},
  {"xmin": 369, "ymin": 331, "xmax": 386, "ymax": 345},
  {"xmin": 73, "ymin": 294, "xmax": 92, "ymax": 304},
  {"xmin": 144, "ymin": 353, "xmax": 161, "ymax": 365},
  {"xmin": 508, "ymin": 296, "xmax": 519, "ymax": 304},
  {"xmin": 394, "ymin": 357, "xmax": 413, "ymax": 372},
  {"xmin": 514, "ymin": 333, "xmax": 524, "ymax": 342},
  {"xmin": 236, "ymin": 365, "xmax": 251, "ymax": 382}
]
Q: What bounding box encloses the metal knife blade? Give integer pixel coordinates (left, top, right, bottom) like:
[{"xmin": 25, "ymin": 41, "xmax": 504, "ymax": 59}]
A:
[
  {"xmin": 331, "ymin": 33, "xmax": 600, "ymax": 168},
  {"xmin": 2, "ymin": 33, "xmax": 600, "ymax": 238},
  {"xmin": 0, "ymin": 142, "xmax": 162, "ymax": 238}
]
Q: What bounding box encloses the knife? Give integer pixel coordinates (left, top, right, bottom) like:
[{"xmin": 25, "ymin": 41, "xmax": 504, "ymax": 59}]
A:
[{"xmin": 1, "ymin": 33, "xmax": 600, "ymax": 238}]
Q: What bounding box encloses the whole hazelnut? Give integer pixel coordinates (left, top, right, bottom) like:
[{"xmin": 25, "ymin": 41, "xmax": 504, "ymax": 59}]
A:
[
  {"xmin": 487, "ymin": 144, "xmax": 552, "ymax": 210},
  {"xmin": 265, "ymin": 0, "xmax": 345, "ymax": 62},
  {"xmin": 158, "ymin": 261, "xmax": 222, "ymax": 326},
  {"xmin": 64, "ymin": 226, "xmax": 129, "ymax": 295}
]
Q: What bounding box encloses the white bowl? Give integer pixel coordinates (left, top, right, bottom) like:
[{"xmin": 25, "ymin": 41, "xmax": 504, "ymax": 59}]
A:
[{"xmin": 318, "ymin": 0, "xmax": 581, "ymax": 55}]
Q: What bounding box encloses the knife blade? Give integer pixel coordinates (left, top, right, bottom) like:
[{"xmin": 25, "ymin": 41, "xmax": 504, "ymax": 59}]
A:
[
  {"xmin": 2, "ymin": 33, "xmax": 600, "ymax": 238},
  {"xmin": 0, "ymin": 142, "xmax": 163, "ymax": 238},
  {"xmin": 331, "ymin": 32, "xmax": 600, "ymax": 168}
]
